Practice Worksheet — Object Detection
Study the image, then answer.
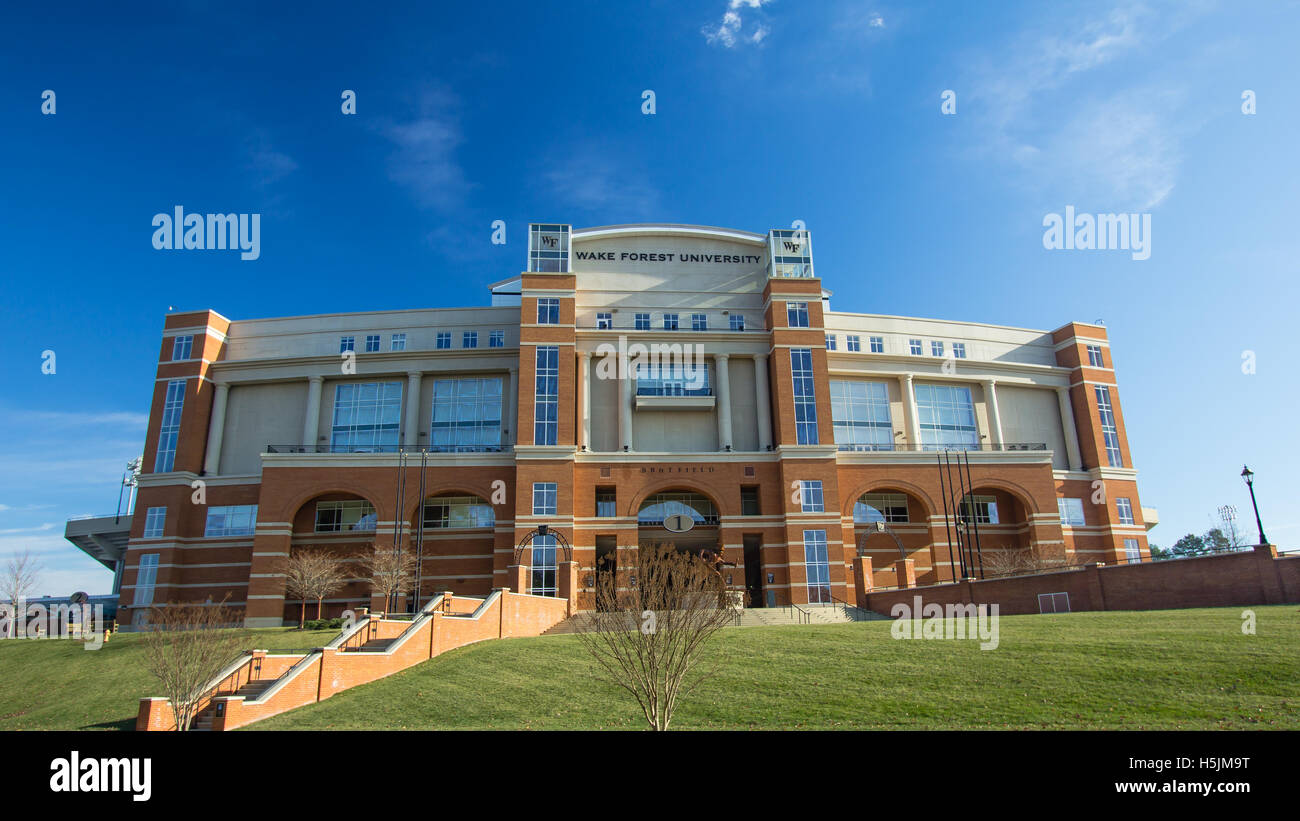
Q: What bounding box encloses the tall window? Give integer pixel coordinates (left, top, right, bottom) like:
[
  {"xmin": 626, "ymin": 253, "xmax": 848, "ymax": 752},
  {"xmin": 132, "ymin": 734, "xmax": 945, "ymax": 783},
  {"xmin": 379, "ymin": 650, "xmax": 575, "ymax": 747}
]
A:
[
  {"xmin": 855, "ymin": 493, "xmax": 909, "ymax": 523},
  {"xmin": 596, "ymin": 488, "xmax": 616, "ymax": 517},
  {"xmin": 846, "ymin": 335, "xmax": 861, "ymax": 352},
  {"xmin": 663, "ymin": 313, "xmax": 679, "ymax": 330},
  {"xmin": 431, "ymin": 377, "xmax": 502, "ymax": 451},
  {"xmin": 331, "ymin": 382, "xmax": 402, "ymax": 452},
  {"xmin": 635, "ymin": 313, "xmax": 651, "ymax": 330},
  {"xmin": 133, "ymin": 554, "xmax": 159, "ymax": 606},
  {"xmin": 530, "ymin": 534, "xmax": 557, "ymax": 596},
  {"xmin": 830, "ymin": 380, "xmax": 893, "ymax": 451},
  {"xmin": 171, "ymin": 335, "xmax": 193, "ymax": 361},
  {"xmin": 365, "ymin": 334, "xmax": 381, "ymax": 352},
  {"xmin": 154, "ymin": 379, "xmax": 186, "ymax": 472},
  {"xmin": 422, "ymin": 495, "xmax": 495, "ymax": 529},
  {"xmin": 692, "ymin": 313, "xmax": 708, "ymax": 331},
  {"xmin": 533, "ymin": 346, "xmax": 559, "ymax": 445},
  {"xmin": 1087, "ymin": 344, "xmax": 1104, "ymax": 367},
  {"xmin": 635, "ymin": 362, "xmax": 710, "ymax": 396},
  {"xmin": 869, "ymin": 336, "xmax": 884, "ymax": 353},
  {"xmin": 462, "ymin": 331, "xmax": 478, "ymax": 348},
  {"xmin": 315, "ymin": 500, "xmax": 377, "ymax": 532},
  {"xmin": 804, "ymin": 530, "xmax": 830, "ymax": 604},
  {"xmin": 791, "ymin": 349, "xmax": 819, "ymax": 444},
  {"xmin": 729, "ymin": 315, "xmax": 745, "ymax": 331},
  {"xmin": 1095, "ymin": 386, "xmax": 1122, "ymax": 466},
  {"xmin": 740, "ymin": 486, "xmax": 761, "ymax": 516},
  {"xmin": 596, "ymin": 312, "xmax": 612, "ymax": 330},
  {"xmin": 799, "ymin": 480, "xmax": 825, "ymax": 512},
  {"xmin": 436, "ymin": 332, "xmax": 451, "ymax": 349},
  {"xmin": 537, "ymin": 298, "xmax": 560, "ymax": 324},
  {"xmin": 1124, "ymin": 538, "xmax": 1141, "ymax": 562},
  {"xmin": 390, "ymin": 333, "xmax": 407, "ymax": 351},
  {"xmin": 143, "ymin": 506, "xmax": 166, "ymax": 538},
  {"xmin": 908, "ymin": 339, "xmax": 922, "ymax": 355},
  {"xmin": 532, "ymin": 482, "xmax": 558, "ymax": 515},
  {"xmin": 825, "ymin": 334, "xmax": 837, "ymax": 351},
  {"xmin": 1058, "ymin": 498, "xmax": 1085, "ymax": 526},
  {"xmin": 204, "ymin": 505, "xmax": 258, "ymax": 536},
  {"xmin": 787, "ymin": 302, "xmax": 809, "ymax": 327},
  {"xmin": 915, "ymin": 384, "xmax": 978, "ymax": 449},
  {"xmin": 489, "ymin": 330, "xmax": 504, "ymax": 348},
  {"xmin": 1117, "ymin": 497, "xmax": 1135, "ymax": 525}
]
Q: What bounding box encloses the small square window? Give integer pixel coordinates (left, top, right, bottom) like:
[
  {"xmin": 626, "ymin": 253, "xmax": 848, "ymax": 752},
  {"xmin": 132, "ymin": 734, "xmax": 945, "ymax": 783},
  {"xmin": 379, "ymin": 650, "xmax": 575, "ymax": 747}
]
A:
[
  {"xmin": 489, "ymin": 330, "xmax": 504, "ymax": 348},
  {"xmin": 635, "ymin": 313, "xmax": 651, "ymax": 330},
  {"xmin": 537, "ymin": 298, "xmax": 560, "ymax": 325},
  {"xmin": 729, "ymin": 315, "xmax": 745, "ymax": 331},
  {"xmin": 1116, "ymin": 498, "xmax": 1135, "ymax": 525},
  {"xmin": 171, "ymin": 335, "xmax": 193, "ymax": 361},
  {"xmin": 596, "ymin": 312, "xmax": 612, "ymax": 330},
  {"xmin": 825, "ymin": 334, "xmax": 837, "ymax": 351},
  {"xmin": 952, "ymin": 342, "xmax": 967, "ymax": 359},
  {"xmin": 1124, "ymin": 538, "xmax": 1141, "ymax": 562},
  {"xmin": 365, "ymin": 335, "xmax": 381, "ymax": 352},
  {"xmin": 663, "ymin": 314, "xmax": 679, "ymax": 330},
  {"xmin": 787, "ymin": 302, "xmax": 809, "ymax": 328},
  {"xmin": 692, "ymin": 313, "xmax": 707, "ymax": 331},
  {"xmin": 390, "ymin": 333, "xmax": 407, "ymax": 351},
  {"xmin": 1057, "ymin": 498, "xmax": 1086, "ymax": 526},
  {"xmin": 846, "ymin": 335, "xmax": 861, "ymax": 352},
  {"xmin": 463, "ymin": 331, "xmax": 478, "ymax": 348},
  {"xmin": 532, "ymin": 482, "xmax": 558, "ymax": 515},
  {"xmin": 436, "ymin": 332, "xmax": 451, "ymax": 349},
  {"xmin": 1087, "ymin": 344, "xmax": 1104, "ymax": 367},
  {"xmin": 869, "ymin": 336, "xmax": 884, "ymax": 353},
  {"xmin": 596, "ymin": 488, "xmax": 616, "ymax": 518},
  {"xmin": 340, "ymin": 336, "xmax": 355, "ymax": 353},
  {"xmin": 799, "ymin": 480, "xmax": 825, "ymax": 513},
  {"xmin": 740, "ymin": 486, "xmax": 761, "ymax": 516},
  {"xmin": 143, "ymin": 506, "xmax": 166, "ymax": 538},
  {"xmin": 931, "ymin": 340, "xmax": 944, "ymax": 357},
  {"xmin": 909, "ymin": 339, "xmax": 922, "ymax": 355}
]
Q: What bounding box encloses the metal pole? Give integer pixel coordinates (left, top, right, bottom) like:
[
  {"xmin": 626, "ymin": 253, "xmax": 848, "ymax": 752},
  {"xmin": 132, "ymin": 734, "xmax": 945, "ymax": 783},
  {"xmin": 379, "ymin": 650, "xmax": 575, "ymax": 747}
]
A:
[
  {"xmin": 951, "ymin": 449, "xmax": 970, "ymax": 579},
  {"xmin": 963, "ymin": 450, "xmax": 984, "ymax": 579},
  {"xmin": 392, "ymin": 449, "xmax": 407, "ymax": 613},
  {"xmin": 412, "ymin": 449, "xmax": 427, "ymax": 611},
  {"xmin": 1247, "ymin": 482, "xmax": 1268, "ymax": 546},
  {"xmin": 937, "ymin": 453, "xmax": 957, "ymax": 583}
]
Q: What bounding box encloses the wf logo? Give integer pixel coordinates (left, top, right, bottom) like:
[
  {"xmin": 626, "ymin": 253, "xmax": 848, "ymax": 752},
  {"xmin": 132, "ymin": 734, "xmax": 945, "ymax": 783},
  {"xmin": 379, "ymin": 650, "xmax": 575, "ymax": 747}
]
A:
[{"xmin": 540, "ymin": 234, "xmax": 558, "ymax": 248}]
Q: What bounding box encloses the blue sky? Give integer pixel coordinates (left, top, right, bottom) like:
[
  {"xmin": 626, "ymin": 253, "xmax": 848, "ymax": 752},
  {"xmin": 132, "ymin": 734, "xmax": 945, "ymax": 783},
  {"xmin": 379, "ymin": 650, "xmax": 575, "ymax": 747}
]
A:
[{"xmin": 1, "ymin": 0, "xmax": 1296, "ymax": 594}]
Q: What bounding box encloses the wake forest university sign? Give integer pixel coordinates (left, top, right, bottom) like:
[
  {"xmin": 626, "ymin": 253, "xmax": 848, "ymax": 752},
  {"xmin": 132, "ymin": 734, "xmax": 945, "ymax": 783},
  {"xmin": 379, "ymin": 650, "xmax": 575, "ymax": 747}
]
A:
[{"xmin": 574, "ymin": 250, "xmax": 764, "ymax": 265}]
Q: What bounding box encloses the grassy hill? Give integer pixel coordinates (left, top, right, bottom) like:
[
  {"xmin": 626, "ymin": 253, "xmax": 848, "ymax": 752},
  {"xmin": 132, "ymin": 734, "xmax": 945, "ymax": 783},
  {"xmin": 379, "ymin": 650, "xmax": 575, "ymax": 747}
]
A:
[{"xmin": 1, "ymin": 607, "xmax": 1296, "ymax": 731}]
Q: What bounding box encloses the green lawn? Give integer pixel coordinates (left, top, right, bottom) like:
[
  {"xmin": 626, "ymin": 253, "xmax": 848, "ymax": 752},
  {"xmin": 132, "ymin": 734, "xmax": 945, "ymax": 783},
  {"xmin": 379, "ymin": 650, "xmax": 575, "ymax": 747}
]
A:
[
  {"xmin": 253, "ymin": 607, "xmax": 1300, "ymax": 730},
  {"xmin": 1, "ymin": 608, "xmax": 1296, "ymax": 730},
  {"xmin": 0, "ymin": 627, "xmax": 337, "ymax": 731}
]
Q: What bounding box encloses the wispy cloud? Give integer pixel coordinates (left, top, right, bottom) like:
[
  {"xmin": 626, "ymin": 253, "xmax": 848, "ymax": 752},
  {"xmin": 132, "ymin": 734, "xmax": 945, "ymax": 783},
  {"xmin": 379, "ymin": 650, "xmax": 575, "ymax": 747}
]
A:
[
  {"xmin": 703, "ymin": 0, "xmax": 774, "ymax": 48},
  {"xmin": 378, "ymin": 87, "xmax": 469, "ymax": 211},
  {"xmin": 3, "ymin": 409, "xmax": 148, "ymax": 429},
  {"xmin": 538, "ymin": 142, "xmax": 660, "ymax": 217},
  {"xmin": 245, "ymin": 132, "xmax": 298, "ymax": 187}
]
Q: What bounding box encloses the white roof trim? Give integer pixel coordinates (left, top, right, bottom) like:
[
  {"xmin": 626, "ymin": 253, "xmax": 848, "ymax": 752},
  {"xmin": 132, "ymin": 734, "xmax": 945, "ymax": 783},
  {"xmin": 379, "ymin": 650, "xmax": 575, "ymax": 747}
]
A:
[{"xmin": 573, "ymin": 223, "xmax": 766, "ymax": 245}]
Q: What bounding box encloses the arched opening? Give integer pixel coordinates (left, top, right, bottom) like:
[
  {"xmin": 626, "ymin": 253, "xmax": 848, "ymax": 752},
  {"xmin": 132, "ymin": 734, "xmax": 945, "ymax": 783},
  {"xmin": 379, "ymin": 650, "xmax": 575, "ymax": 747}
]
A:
[
  {"xmin": 408, "ymin": 492, "xmax": 497, "ymax": 603},
  {"xmin": 849, "ymin": 487, "xmax": 936, "ymax": 586},
  {"xmin": 636, "ymin": 490, "xmax": 721, "ymax": 552},
  {"xmin": 286, "ymin": 492, "xmax": 380, "ymax": 623},
  {"xmin": 953, "ymin": 487, "xmax": 1035, "ymax": 579}
]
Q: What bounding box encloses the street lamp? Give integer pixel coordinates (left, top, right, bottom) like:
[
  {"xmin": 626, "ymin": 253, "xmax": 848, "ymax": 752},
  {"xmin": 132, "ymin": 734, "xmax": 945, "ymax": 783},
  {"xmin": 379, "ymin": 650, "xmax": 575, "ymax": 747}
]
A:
[{"xmin": 1240, "ymin": 465, "xmax": 1269, "ymax": 546}]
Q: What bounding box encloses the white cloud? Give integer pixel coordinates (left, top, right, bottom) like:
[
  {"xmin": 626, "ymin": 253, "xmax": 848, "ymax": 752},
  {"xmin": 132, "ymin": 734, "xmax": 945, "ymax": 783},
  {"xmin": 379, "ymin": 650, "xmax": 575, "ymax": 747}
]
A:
[
  {"xmin": 703, "ymin": 0, "xmax": 773, "ymax": 48},
  {"xmin": 378, "ymin": 88, "xmax": 469, "ymax": 211},
  {"xmin": 539, "ymin": 143, "xmax": 660, "ymax": 217},
  {"xmin": 869, "ymin": 15, "xmax": 884, "ymax": 27}
]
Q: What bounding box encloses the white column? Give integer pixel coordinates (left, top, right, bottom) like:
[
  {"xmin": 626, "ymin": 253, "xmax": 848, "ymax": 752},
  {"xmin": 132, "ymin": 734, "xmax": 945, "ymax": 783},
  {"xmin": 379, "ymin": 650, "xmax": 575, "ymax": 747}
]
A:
[
  {"xmin": 715, "ymin": 354, "xmax": 732, "ymax": 451},
  {"xmin": 983, "ymin": 379, "xmax": 1004, "ymax": 448},
  {"xmin": 1057, "ymin": 386, "xmax": 1083, "ymax": 470},
  {"xmin": 303, "ymin": 376, "xmax": 323, "ymax": 450},
  {"xmin": 404, "ymin": 371, "xmax": 422, "ymax": 450},
  {"xmin": 620, "ymin": 365, "xmax": 634, "ymax": 452},
  {"xmin": 901, "ymin": 373, "xmax": 921, "ymax": 446},
  {"xmin": 506, "ymin": 367, "xmax": 519, "ymax": 448},
  {"xmin": 753, "ymin": 353, "xmax": 772, "ymax": 450},
  {"xmin": 203, "ymin": 382, "xmax": 229, "ymax": 475},
  {"xmin": 580, "ymin": 351, "xmax": 592, "ymax": 450}
]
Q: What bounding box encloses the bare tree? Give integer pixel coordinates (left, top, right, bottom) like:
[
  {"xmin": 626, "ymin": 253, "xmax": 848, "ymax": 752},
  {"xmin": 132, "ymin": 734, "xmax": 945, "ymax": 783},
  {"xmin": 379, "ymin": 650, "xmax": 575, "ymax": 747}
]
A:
[
  {"xmin": 282, "ymin": 549, "xmax": 350, "ymax": 627},
  {"xmin": 140, "ymin": 599, "xmax": 244, "ymax": 731},
  {"xmin": 981, "ymin": 545, "xmax": 1072, "ymax": 578},
  {"xmin": 357, "ymin": 544, "xmax": 417, "ymax": 614},
  {"xmin": 575, "ymin": 543, "xmax": 737, "ymax": 731},
  {"xmin": 2, "ymin": 550, "xmax": 42, "ymax": 638}
]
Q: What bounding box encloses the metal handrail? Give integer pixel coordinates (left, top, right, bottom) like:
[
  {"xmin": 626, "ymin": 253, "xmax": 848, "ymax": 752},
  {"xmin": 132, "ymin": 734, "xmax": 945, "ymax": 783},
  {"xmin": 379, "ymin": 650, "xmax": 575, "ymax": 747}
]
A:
[
  {"xmin": 786, "ymin": 602, "xmax": 811, "ymax": 624},
  {"xmin": 836, "ymin": 442, "xmax": 1048, "ymax": 453}
]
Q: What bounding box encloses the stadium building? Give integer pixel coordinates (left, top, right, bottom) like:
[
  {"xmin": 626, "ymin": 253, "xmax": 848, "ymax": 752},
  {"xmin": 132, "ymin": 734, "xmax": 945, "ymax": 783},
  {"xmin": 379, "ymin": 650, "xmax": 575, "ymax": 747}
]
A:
[{"xmin": 66, "ymin": 223, "xmax": 1156, "ymax": 626}]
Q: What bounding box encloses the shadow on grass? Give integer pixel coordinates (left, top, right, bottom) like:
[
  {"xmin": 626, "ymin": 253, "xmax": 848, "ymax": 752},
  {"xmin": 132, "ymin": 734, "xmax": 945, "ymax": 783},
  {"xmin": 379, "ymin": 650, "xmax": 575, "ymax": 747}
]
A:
[{"xmin": 80, "ymin": 716, "xmax": 136, "ymax": 731}]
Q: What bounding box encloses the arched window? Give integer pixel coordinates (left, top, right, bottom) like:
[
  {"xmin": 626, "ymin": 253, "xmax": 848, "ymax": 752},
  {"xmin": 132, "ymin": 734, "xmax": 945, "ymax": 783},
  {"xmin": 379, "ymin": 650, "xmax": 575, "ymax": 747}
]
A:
[
  {"xmin": 637, "ymin": 492, "xmax": 718, "ymax": 526},
  {"xmin": 421, "ymin": 495, "xmax": 495, "ymax": 529},
  {"xmin": 854, "ymin": 492, "xmax": 909, "ymax": 524}
]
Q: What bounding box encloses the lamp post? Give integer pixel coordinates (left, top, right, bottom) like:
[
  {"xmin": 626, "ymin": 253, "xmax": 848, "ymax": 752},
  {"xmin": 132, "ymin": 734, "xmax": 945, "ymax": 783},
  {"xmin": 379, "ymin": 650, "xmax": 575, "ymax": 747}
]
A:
[{"xmin": 1240, "ymin": 465, "xmax": 1268, "ymax": 546}]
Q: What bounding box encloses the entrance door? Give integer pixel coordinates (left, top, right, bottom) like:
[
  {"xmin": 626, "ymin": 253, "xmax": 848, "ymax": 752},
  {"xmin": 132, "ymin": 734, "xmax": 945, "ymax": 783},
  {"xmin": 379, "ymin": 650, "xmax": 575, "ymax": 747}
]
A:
[
  {"xmin": 742, "ymin": 535, "xmax": 763, "ymax": 608},
  {"xmin": 594, "ymin": 536, "xmax": 617, "ymax": 610}
]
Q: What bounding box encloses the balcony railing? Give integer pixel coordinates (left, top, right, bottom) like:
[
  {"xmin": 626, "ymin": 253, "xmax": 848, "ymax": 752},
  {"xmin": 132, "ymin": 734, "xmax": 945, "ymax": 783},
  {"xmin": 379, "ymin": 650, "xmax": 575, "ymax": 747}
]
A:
[
  {"xmin": 836, "ymin": 442, "xmax": 1048, "ymax": 453},
  {"xmin": 265, "ymin": 444, "xmax": 506, "ymax": 454}
]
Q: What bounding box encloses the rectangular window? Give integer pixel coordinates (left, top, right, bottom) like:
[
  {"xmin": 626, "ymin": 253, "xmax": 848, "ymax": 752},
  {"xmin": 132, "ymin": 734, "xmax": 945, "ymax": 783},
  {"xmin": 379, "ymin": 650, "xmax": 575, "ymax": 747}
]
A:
[
  {"xmin": 489, "ymin": 330, "xmax": 504, "ymax": 348},
  {"xmin": 436, "ymin": 332, "xmax": 451, "ymax": 349},
  {"xmin": 846, "ymin": 335, "xmax": 861, "ymax": 352},
  {"xmin": 855, "ymin": 493, "xmax": 909, "ymax": 523},
  {"xmin": 1057, "ymin": 498, "xmax": 1086, "ymax": 526},
  {"xmin": 596, "ymin": 312, "xmax": 612, "ymax": 330},
  {"xmin": 635, "ymin": 313, "xmax": 651, "ymax": 330},
  {"xmin": 331, "ymin": 382, "xmax": 403, "ymax": 452},
  {"xmin": 315, "ymin": 500, "xmax": 377, "ymax": 532},
  {"xmin": 909, "ymin": 338, "xmax": 922, "ymax": 355},
  {"xmin": 1124, "ymin": 538, "xmax": 1142, "ymax": 562},
  {"xmin": 390, "ymin": 333, "xmax": 407, "ymax": 351},
  {"xmin": 365, "ymin": 334, "xmax": 380, "ymax": 353},
  {"xmin": 786, "ymin": 302, "xmax": 809, "ymax": 328},
  {"xmin": 143, "ymin": 507, "xmax": 166, "ymax": 538},
  {"xmin": 530, "ymin": 534, "xmax": 557, "ymax": 596},
  {"xmin": 462, "ymin": 331, "xmax": 478, "ymax": 349},
  {"xmin": 635, "ymin": 362, "xmax": 710, "ymax": 396},
  {"xmin": 1116, "ymin": 497, "xmax": 1135, "ymax": 525},
  {"xmin": 729, "ymin": 315, "xmax": 745, "ymax": 331},
  {"xmin": 740, "ymin": 486, "xmax": 761, "ymax": 516},
  {"xmin": 915, "ymin": 383, "xmax": 978, "ymax": 450},
  {"xmin": 960, "ymin": 495, "xmax": 999, "ymax": 525},
  {"xmin": 536, "ymin": 298, "xmax": 560, "ymax": 325},
  {"xmin": 931, "ymin": 340, "xmax": 944, "ymax": 357},
  {"xmin": 154, "ymin": 379, "xmax": 186, "ymax": 472},
  {"xmin": 952, "ymin": 342, "xmax": 967, "ymax": 359},
  {"xmin": 1095, "ymin": 385, "xmax": 1122, "ymax": 467},
  {"xmin": 869, "ymin": 336, "xmax": 884, "ymax": 353},
  {"xmin": 204, "ymin": 505, "xmax": 258, "ymax": 537},
  {"xmin": 132, "ymin": 554, "xmax": 159, "ymax": 606},
  {"xmin": 799, "ymin": 480, "xmax": 825, "ymax": 513},
  {"xmin": 422, "ymin": 496, "xmax": 495, "ymax": 529},
  {"xmin": 431, "ymin": 377, "xmax": 502, "ymax": 452},
  {"xmin": 791, "ymin": 349, "xmax": 819, "ymax": 445},
  {"xmin": 340, "ymin": 336, "xmax": 355, "ymax": 353},
  {"xmin": 532, "ymin": 482, "xmax": 558, "ymax": 515},
  {"xmin": 596, "ymin": 488, "xmax": 616, "ymax": 518},
  {"xmin": 663, "ymin": 313, "xmax": 679, "ymax": 330},
  {"xmin": 528, "ymin": 224, "xmax": 570, "ymax": 273},
  {"xmin": 692, "ymin": 313, "xmax": 708, "ymax": 331},
  {"xmin": 171, "ymin": 335, "xmax": 193, "ymax": 361},
  {"xmin": 534, "ymin": 346, "xmax": 559, "ymax": 445},
  {"xmin": 830, "ymin": 380, "xmax": 893, "ymax": 451},
  {"xmin": 1087, "ymin": 344, "xmax": 1104, "ymax": 367},
  {"xmin": 825, "ymin": 334, "xmax": 837, "ymax": 351},
  {"xmin": 804, "ymin": 530, "xmax": 830, "ymax": 604}
]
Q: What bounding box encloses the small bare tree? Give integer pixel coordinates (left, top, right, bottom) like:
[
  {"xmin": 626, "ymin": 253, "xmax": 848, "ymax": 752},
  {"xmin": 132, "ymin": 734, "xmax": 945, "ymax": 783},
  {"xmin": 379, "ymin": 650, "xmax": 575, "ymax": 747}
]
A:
[
  {"xmin": 982, "ymin": 545, "xmax": 1071, "ymax": 577},
  {"xmin": 575, "ymin": 543, "xmax": 737, "ymax": 731},
  {"xmin": 357, "ymin": 544, "xmax": 417, "ymax": 614},
  {"xmin": 2, "ymin": 550, "xmax": 42, "ymax": 638},
  {"xmin": 140, "ymin": 599, "xmax": 244, "ymax": 731},
  {"xmin": 282, "ymin": 549, "xmax": 350, "ymax": 627}
]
